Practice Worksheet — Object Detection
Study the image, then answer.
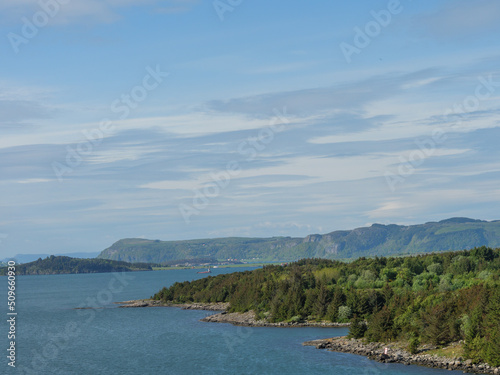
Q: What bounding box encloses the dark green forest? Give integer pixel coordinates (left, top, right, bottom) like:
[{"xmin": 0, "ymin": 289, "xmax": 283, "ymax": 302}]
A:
[
  {"xmin": 0, "ymin": 255, "xmax": 152, "ymax": 275},
  {"xmin": 153, "ymin": 246, "xmax": 500, "ymax": 366}
]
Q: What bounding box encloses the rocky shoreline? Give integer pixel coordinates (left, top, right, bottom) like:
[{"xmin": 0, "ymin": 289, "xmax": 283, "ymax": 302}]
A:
[
  {"xmin": 201, "ymin": 310, "xmax": 350, "ymax": 328},
  {"xmin": 303, "ymin": 336, "xmax": 500, "ymax": 374},
  {"xmin": 115, "ymin": 300, "xmax": 349, "ymax": 327},
  {"xmin": 115, "ymin": 299, "xmax": 230, "ymax": 311},
  {"xmin": 115, "ymin": 299, "xmax": 500, "ymax": 373}
]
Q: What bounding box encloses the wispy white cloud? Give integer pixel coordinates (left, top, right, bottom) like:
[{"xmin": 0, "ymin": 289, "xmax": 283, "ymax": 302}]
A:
[
  {"xmin": 206, "ymin": 69, "xmax": 447, "ymax": 116},
  {"xmin": 367, "ymin": 200, "xmax": 418, "ymax": 219},
  {"xmin": 86, "ymin": 146, "xmax": 157, "ymax": 165},
  {"xmin": 0, "ymin": 100, "xmax": 52, "ymax": 126},
  {"xmin": 367, "ymin": 185, "xmax": 500, "ymax": 221},
  {"xmin": 140, "ymin": 148, "xmax": 471, "ymax": 194},
  {"xmin": 414, "ymin": 0, "xmax": 500, "ymax": 39},
  {"xmin": 141, "ymin": 179, "xmax": 200, "ymax": 191},
  {"xmin": 254, "ymin": 221, "xmax": 313, "ymax": 232},
  {"xmin": 16, "ymin": 178, "xmax": 52, "ymax": 184}
]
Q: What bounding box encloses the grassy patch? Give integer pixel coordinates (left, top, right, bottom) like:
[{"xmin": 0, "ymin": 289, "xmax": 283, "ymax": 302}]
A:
[{"xmin": 426, "ymin": 343, "xmax": 464, "ymax": 359}]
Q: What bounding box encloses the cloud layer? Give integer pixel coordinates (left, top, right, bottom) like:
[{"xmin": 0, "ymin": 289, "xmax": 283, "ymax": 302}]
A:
[{"xmin": 1, "ymin": 0, "xmax": 500, "ymax": 257}]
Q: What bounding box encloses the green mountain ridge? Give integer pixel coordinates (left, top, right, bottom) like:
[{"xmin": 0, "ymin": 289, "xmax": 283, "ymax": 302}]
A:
[{"xmin": 97, "ymin": 218, "xmax": 500, "ymax": 263}]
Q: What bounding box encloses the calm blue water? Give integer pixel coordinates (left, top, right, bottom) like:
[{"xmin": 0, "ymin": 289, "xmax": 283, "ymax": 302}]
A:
[{"xmin": 2, "ymin": 268, "xmax": 465, "ymax": 374}]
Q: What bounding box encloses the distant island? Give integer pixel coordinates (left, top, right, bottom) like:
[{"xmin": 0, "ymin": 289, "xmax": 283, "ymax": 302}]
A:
[
  {"xmin": 0, "ymin": 255, "xmax": 153, "ymax": 275},
  {"xmin": 2, "ymin": 251, "xmax": 100, "ymax": 264},
  {"xmin": 151, "ymin": 246, "xmax": 500, "ymax": 371},
  {"xmin": 98, "ymin": 217, "xmax": 500, "ymax": 263}
]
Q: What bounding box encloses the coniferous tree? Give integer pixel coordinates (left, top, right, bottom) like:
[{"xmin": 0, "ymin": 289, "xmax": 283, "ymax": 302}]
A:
[{"xmin": 348, "ymin": 314, "xmax": 367, "ymax": 339}]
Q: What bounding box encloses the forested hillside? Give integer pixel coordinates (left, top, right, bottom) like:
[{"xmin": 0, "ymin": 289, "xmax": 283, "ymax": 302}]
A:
[
  {"xmin": 153, "ymin": 246, "xmax": 500, "ymax": 366},
  {"xmin": 98, "ymin": 218, "xmax": 500, "ymax": 263}
]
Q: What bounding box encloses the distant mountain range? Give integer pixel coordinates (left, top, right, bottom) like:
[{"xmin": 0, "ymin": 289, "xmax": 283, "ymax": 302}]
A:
[{"xmin": 97, "ymin": 218, "xmax": 500, "ymax": 263}]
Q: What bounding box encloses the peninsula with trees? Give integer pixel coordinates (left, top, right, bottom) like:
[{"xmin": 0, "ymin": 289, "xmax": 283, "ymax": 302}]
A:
[{"xmin": 151, "ymin": 246, "xmax": 500, "ymax": 371}]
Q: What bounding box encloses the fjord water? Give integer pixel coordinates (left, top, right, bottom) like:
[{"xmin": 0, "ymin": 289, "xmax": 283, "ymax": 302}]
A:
[{"xmin": 6, "ymin": 269, "xmax": 464, "ymax": 375}]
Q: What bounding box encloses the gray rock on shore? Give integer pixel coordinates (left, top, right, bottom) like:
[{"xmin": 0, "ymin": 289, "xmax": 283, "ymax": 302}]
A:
[
  {"xmin": 303, "ymin": 337, "xmax": 500, "ymax": 375},
  {"xmin": 115, "ymin": 299, "xmax": 230, "ymax": 311},
  {"xmin": 115, "ymin": 300, "xmax": 349, "ymax": 328},
  {"xmin": 201, "ymin": 310, "xmax": 350, "ymax": 328}
]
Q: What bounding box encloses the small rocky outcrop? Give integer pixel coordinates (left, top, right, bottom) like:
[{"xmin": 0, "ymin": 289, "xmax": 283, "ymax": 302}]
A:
[
  {"xmin": 201, "ymin": 310, "xmax": 350, "ymax": 328},
  {"xmin": 115, "ymin": 299, "xmax": 229, "ymax": 311},
  {"xmin": 116, "ymin": 299, "xmax": 167, "ymax": 308},
  {"xmin": 177, "ymin": 302, "xmax": 230, "ymax": 311}
]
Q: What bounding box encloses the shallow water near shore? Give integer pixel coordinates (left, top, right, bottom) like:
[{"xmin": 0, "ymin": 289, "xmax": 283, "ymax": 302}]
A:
[{"xmin": 4, "ymin": 268, "xmax": 465, "ymax": 374}]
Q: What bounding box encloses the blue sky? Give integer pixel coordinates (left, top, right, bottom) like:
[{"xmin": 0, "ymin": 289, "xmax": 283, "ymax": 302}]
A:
[{"xmin": 1, "ymin": 0, "xmax": 500, "ymax": 258}]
